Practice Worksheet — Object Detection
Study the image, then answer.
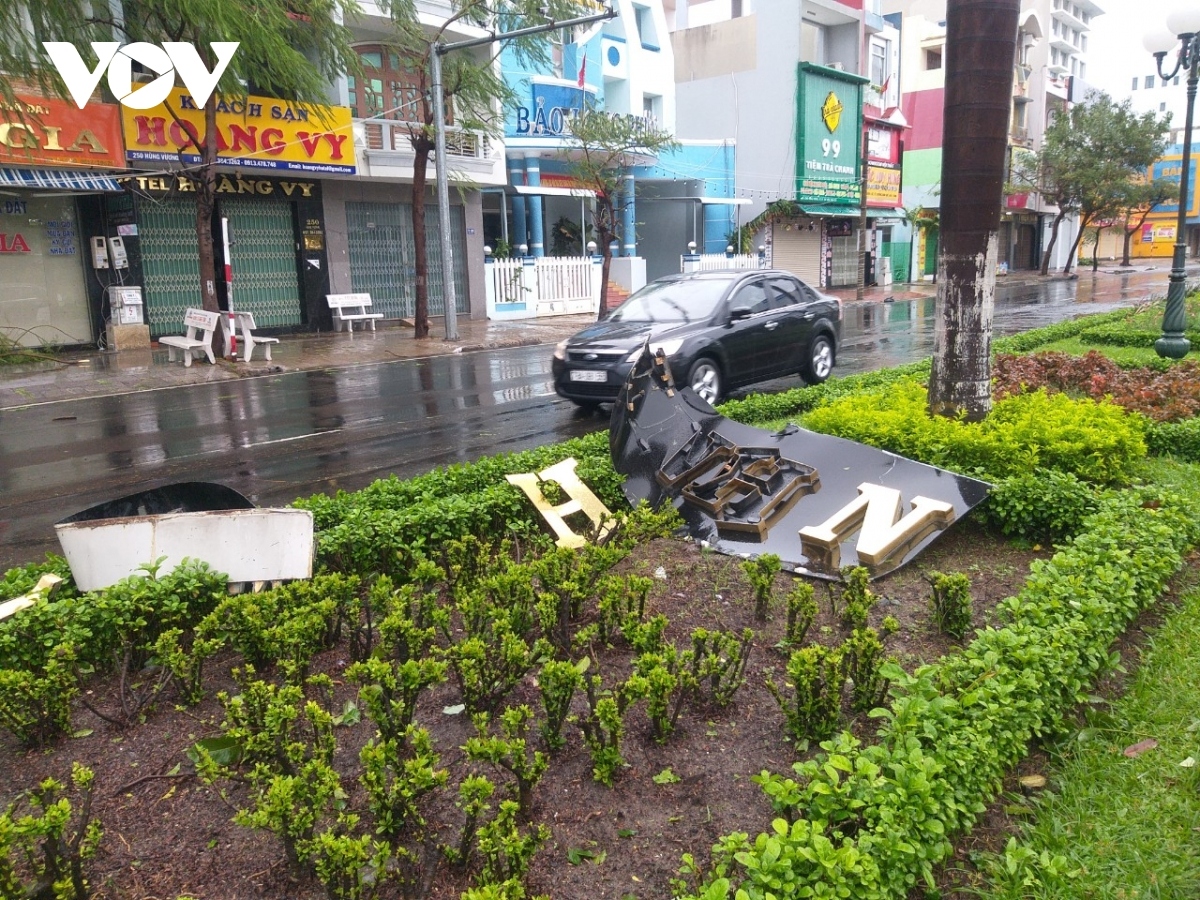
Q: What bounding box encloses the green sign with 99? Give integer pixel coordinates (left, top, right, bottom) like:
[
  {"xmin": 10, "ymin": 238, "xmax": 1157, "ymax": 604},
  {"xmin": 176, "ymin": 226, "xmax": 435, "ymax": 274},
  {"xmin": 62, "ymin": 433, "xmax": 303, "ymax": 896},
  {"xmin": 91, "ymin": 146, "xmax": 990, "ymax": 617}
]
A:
[{"xmin": 796, "ymin": 63, "xmax": 866, "ymax": 208}]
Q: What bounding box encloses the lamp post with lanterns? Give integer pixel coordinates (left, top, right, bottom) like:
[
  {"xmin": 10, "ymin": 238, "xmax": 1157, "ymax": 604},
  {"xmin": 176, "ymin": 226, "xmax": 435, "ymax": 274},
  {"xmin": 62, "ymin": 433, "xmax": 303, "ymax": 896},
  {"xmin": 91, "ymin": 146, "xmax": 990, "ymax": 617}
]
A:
[{"xmin": 1144, "ymin": 7, "xmax": 1200, "ymax": 359}]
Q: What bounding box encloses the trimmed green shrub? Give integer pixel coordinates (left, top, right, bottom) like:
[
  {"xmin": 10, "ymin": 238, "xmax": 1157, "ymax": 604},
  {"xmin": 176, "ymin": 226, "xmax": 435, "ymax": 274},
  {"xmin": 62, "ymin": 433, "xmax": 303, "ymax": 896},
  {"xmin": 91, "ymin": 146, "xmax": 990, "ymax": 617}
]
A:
[
  {"xmin": 981, "ymin": 468, "xmax": 1102, "ymax": 545},
  {"xmin": 928, "ymin": 571, "xmax": 972, "ymax": 640},
  {"xmin": 0, "ymin": 763, "xmax": 103, "ymax": 900},
  {"xmin": 1146, "ymin": 416, "xmax": 1200, "ymax": 462},
  {"xmin": 0, "ymin": 555, "xmax": 75, "ymax": 604},
  {"xmin": 1077, "ymin": 323, "xmax": 1200, "ymax": 347},
  {"xmin": 801, "ymin": 380, "xmax": 1146, "ymax": 484}
]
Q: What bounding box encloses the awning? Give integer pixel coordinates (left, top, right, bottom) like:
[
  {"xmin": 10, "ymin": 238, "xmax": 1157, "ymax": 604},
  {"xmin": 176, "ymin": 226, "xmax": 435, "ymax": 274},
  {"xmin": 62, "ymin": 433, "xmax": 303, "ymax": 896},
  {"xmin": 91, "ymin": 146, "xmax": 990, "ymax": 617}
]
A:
[
  {"xmin": 514, "ymin": 184, "xmax": 594, "ymax": 198},
  {"xmin": 0, "ymin": 167, "xmax": 125, "ymax": 192},
  {"xmin": 482, "ymin": 185, "xmax": 595, "ymax": 198},
  {"xmin": 800, "ymin": 203, "xmax": 859, "ymax": 217}
]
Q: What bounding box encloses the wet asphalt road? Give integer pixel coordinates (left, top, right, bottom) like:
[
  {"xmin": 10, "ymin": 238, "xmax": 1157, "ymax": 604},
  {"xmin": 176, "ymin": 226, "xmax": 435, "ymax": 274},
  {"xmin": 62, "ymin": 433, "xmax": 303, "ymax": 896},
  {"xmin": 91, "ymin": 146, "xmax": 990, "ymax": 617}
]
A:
[{"xmin": 0, "ymin": 269, "xmax": 1180, "ymax": 571}]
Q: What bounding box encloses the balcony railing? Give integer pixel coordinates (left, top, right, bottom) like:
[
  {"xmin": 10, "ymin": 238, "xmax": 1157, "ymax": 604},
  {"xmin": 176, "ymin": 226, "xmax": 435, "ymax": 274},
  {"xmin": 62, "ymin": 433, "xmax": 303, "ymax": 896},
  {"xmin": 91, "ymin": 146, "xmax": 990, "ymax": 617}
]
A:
[{"xmin": 357, "ymin": 118, "xmax": 497, "ymax": 162}]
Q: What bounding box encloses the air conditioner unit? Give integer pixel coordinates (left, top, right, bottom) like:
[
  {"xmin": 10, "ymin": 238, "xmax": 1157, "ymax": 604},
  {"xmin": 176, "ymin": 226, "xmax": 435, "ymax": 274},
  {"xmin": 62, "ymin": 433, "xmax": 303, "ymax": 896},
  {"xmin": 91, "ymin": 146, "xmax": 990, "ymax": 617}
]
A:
[
  {"xmin": 830, "ymin": 62, "xmax": 845, "ymax": 71},
  {"xmin": 131, "ymin": 72, "xmax": 156, "ymax": 84}
]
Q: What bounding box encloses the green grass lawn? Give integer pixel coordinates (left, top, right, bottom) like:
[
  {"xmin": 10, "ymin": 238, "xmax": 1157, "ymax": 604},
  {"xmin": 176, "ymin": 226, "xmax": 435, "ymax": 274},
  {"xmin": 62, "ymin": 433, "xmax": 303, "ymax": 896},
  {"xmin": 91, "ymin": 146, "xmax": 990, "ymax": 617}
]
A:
[
  {"xmin": 1028, "ymin": 295, "xmax": 1200, "ymax": 365},
  {"xmin": 971, "ymin": 461, "xmax": 1200, "ymax": 900}
]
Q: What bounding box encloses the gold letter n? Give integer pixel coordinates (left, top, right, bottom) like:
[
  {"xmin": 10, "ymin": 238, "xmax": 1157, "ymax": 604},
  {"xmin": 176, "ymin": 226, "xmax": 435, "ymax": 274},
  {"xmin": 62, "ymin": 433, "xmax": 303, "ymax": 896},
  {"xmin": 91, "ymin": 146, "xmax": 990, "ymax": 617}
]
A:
[
  {"xmin": 798, "ymin": 482, "xmax": 955, "ymax": 571},
  {"xmin": 506, "ymin": 457, "xmax": 615, "ymax": 549}
]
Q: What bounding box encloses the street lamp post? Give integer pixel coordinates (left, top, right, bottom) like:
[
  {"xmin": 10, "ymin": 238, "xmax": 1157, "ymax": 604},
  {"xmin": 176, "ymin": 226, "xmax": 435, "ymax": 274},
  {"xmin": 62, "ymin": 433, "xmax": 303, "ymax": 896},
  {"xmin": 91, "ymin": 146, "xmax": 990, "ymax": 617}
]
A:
[{"xmin": 1144, "ymin": 8, "xmax": 1200, "ymax": 359}]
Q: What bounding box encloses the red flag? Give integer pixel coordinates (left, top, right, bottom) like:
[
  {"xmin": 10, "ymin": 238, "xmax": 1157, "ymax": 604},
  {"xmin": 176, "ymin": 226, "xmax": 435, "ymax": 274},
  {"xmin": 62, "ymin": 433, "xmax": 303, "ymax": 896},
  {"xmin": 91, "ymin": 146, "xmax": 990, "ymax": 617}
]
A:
[{"xmin": 577, "ymin": 55, "xmax": 587, "ymax": 89}]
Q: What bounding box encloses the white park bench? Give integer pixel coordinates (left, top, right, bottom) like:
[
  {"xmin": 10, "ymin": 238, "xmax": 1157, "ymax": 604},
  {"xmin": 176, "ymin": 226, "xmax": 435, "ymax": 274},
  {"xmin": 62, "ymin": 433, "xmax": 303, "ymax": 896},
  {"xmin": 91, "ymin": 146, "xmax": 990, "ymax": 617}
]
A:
[
  {"xmin": 220, "ymin": 311, "xmax": 280, "ymax": 362},
  {"xmin": 326, "ymin": 292, "xmax": 385, "ymax": 332},
  {"xmin": 159, "ymin": 308, "xmax": 220, "ymax": 367}
]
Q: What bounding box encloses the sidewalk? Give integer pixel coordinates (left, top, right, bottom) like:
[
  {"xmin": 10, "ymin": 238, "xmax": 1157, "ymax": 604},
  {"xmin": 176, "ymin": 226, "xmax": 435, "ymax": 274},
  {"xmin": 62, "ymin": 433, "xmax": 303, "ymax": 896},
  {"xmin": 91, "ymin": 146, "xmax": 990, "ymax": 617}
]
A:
[{"xmin": 0, "ymin": 313, "xmax": 596, "ymax": 410}]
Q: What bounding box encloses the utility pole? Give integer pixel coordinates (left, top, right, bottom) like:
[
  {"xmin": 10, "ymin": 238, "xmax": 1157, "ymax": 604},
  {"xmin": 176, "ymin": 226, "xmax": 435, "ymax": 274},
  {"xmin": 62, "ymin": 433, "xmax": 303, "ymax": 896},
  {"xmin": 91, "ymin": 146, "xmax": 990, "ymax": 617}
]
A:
[
  {"xmin": 432, "ymin": 4, "xmax": 617, "ymax": 341},
  {"xmin": 857, "ymin": 143, "xmax": 869, "ymax": 302}
]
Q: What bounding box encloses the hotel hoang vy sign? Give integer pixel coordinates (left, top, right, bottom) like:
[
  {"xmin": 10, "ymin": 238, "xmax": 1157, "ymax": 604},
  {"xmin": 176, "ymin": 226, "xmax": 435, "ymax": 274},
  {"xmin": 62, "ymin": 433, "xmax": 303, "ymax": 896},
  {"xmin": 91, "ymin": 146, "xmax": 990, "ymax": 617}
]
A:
[{"xmin": 121, "ymin": 87, "xmax": 355, "ymax": 175}]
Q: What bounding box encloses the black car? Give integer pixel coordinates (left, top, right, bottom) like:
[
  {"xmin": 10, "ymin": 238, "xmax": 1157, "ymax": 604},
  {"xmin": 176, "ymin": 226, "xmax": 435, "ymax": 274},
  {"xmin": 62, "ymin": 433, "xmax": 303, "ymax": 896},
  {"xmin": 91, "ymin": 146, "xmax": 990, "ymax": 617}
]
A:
[{"xmin": 552, "ymin": 269, "xmax": 842, "ymax": 408}]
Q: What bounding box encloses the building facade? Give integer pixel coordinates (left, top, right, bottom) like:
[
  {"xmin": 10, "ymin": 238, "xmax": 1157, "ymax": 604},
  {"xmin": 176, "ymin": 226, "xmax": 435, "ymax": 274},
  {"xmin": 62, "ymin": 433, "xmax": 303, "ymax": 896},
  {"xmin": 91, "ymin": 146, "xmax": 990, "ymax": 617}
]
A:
[
  {"xmin": 669, "ymin": 0, "xmax": 880, "ymax": 288},
  {"xmin": 889, "ymin": 0, "xmax": 1104, "ymax": 279}
]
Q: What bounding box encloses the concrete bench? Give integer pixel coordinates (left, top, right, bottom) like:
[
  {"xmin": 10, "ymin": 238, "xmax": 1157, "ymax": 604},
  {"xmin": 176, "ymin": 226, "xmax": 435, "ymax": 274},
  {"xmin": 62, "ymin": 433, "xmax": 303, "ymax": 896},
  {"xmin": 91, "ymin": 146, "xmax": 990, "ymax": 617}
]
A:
[
  {"xmin": 221, "ymin": 311, "xmax": 280, "ymax": 362},
  {"xmin": 159, "ymin": 308, "xmax": 219, "ymax": 367},
  {"xmin": 326, "ymin": 292, "xmax": 385, "ymax": 332}
]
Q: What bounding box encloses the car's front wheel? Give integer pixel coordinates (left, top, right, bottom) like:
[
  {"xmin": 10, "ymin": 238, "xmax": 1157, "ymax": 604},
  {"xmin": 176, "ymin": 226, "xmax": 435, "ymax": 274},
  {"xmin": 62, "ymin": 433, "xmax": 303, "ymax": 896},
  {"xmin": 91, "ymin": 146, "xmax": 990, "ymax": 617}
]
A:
[
  {"xmin": 687, "ymin": 357, "xmax": 723, "ymax": 405},
  {"xmin": 800, "ymin": 334, "xmax": 834, "ymax": 384}
]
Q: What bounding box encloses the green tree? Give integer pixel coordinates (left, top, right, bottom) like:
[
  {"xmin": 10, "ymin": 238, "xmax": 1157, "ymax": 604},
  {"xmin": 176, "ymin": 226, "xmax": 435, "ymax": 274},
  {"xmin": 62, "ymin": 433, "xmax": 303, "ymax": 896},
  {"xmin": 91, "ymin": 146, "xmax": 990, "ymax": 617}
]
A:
[
  {"xmin": 1010, "ymin": 92, "xmax": 1169, "ymax": 275},
  {"xmin": 558, "ymin": 105, "xmax": 678, "ymax": 318},
  {"xmin": 0, "ymin": 2, "xmax": 105, "ymax": 108},
  {"xmin": 374, "ymin": 0, "xmax": 593, "ymax": 339}
]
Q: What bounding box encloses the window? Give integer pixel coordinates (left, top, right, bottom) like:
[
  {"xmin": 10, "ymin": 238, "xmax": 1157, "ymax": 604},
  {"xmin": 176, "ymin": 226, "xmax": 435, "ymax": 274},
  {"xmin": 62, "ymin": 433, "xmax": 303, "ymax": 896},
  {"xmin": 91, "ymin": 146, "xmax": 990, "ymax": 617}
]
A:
[
  {"xmin": 1176, "ymin": 75, "xmax": 1182, "ymax": 85},
  {"xmin": 729, "ymin": 282, "xmax": 771, "ymax": 316},
  {"xmin": 1133, "ymin": 77, "xmax": 1139, "ymax": 90},
  {"xmin": 1146, "ymin": 75, "xmax": 1155, "ymax": 89},
  {"xmin": 1162, "ymin": 102, "xmax": 1168, "ymax": 112},
  {"xmin": 635, "ymin": 4, "xmax": 659, "ymax": 49},
  {"xmin": 870, "ymin": 39, "xmax": 888, "ymax": 88},
  {"xmin": 347, "ymin": 46, "xmax": 442, "ymax": 125},
  {"xmin": 925, "ymin": 47, "xmax": 942, "ymax": 70}
]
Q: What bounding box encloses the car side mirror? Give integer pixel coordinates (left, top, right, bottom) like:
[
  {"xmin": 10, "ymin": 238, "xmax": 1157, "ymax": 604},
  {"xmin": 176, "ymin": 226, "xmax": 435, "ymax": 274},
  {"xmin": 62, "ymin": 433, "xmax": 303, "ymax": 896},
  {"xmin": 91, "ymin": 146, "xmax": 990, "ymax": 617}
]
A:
[{"xmin": 728, "ymin": 307, "xmax": 753, "ymax": 323}]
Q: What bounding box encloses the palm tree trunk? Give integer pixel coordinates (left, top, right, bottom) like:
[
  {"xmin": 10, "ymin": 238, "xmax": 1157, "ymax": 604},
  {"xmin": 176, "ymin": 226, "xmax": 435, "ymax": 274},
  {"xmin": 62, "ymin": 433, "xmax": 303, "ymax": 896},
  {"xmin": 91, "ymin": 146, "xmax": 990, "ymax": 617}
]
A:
[{"xmin": 927, "ymin": 0, "xmax": 1018, "ymax": 422}]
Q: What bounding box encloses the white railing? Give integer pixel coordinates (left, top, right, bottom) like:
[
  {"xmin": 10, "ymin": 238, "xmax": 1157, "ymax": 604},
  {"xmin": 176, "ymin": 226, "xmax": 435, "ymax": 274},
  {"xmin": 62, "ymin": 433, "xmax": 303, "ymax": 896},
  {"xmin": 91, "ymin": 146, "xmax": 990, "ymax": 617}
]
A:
[
  {"xmin": 681, "ymin": 253, "xmax": 766, "ymax": 273},
  {"xmin": 358, "ymin": 119, "xmax": 495, "ymax": 160},
  {"xmin": 485, "ymin": 255, "xmax": 603, "ymax": 319}
]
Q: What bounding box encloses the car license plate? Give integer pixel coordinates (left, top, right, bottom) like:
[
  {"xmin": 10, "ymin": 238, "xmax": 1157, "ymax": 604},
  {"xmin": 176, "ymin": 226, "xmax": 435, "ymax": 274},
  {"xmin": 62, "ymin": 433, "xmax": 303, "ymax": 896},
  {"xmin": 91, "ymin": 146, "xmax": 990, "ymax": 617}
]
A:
[{"xmin": 569, "ymin": 370, "xmax": 607, "ymax": 383}]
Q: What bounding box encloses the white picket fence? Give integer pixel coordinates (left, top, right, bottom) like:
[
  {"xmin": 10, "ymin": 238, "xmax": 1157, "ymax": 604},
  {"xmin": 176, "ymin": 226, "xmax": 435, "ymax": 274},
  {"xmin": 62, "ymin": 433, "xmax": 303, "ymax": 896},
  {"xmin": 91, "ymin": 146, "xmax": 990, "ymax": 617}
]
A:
[
  {"xmin": 485, "ymin": 256, "xmax": 603, "ymax": 320},
  {"xmin": 681, "ymin": 252, "xmax": 765, "ymax": 273}
]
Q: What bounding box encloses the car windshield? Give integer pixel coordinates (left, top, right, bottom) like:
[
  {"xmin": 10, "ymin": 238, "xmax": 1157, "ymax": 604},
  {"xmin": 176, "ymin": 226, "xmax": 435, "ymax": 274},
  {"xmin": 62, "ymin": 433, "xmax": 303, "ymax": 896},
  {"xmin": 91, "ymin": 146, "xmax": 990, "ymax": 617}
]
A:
[{"xmin": 608, "ymin": 278, "xmax": 730, "ymax": 324}]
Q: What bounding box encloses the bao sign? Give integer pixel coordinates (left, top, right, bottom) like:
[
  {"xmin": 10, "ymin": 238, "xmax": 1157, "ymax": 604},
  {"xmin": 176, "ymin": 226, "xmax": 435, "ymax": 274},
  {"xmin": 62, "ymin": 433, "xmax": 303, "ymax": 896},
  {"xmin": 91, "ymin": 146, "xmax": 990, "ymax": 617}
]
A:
[{"xmin": 121, "ymin": 87, "xmax": 356, "ymax": 175}]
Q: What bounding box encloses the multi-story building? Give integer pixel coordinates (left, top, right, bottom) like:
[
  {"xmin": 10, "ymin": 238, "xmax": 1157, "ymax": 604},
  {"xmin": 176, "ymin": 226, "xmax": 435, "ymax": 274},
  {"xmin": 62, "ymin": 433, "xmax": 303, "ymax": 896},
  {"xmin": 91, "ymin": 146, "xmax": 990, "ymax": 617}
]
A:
[
  {"xmin": 889, "ymin": 0, "xmax": 1103, "ymax": 280},
  {"xmin": 2, "ymin": 3, "xmax": 580, "ymax": 348},
  {"xmin": 496, "ymin": 0, "xmax": 737, "ymax": 286},
  {"xmin": 668, "ymin": 0, "xmax": 904, "ymax": 289}
]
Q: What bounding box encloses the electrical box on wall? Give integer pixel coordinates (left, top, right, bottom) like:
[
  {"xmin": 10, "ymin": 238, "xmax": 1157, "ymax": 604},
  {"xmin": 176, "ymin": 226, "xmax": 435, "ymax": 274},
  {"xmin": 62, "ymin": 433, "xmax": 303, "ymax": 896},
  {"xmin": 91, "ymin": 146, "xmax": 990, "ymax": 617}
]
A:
[
  {"xmin": 90, "ymin": 236, "xmax": 109, "ymax": 269},
  {"xmin": 107, "ymin": 236, "xmax": 129, "ymax": 269},
  {"xmin": 110, "ymin": 286, "xmax": 144, "ymax": 325}
]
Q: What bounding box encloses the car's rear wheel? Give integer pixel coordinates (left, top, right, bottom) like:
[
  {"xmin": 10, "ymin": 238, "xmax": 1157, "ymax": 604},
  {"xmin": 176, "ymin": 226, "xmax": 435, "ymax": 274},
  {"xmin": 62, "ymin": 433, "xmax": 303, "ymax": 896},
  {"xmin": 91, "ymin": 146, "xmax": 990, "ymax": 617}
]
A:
[
  {"xmin": 687, "ymin": 357, "xmax": 723, "ymax": 405},
  {"xmin": 801, "ymin": 334, "xmax": 834, "ymax": 384}
]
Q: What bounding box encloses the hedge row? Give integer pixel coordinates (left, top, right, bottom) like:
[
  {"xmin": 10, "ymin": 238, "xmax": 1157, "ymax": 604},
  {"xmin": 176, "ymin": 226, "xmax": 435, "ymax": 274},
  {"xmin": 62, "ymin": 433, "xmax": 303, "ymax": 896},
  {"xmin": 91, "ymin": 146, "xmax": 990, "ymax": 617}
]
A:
[
  {"xmin": 293, "ymin": 432, "xmax": 618, "ymax": 531},
  {"xmin": 1077, "ymin": 323, "xmax": 1200, "ymax": 348},
  {"xmin": 302, "ymin": 432, "xmax": 625, "ymax": 578},
  {"xmin": 800, "ymin": 380, "xmax": 1146, "ymax": 485},
  {"xmin": 677, "ymin": 485, "xmax": 1200, "ymax": 900},
  {"xmin": 1146, "ymin": 416, "xmax": 1200, "ymax": 462}
]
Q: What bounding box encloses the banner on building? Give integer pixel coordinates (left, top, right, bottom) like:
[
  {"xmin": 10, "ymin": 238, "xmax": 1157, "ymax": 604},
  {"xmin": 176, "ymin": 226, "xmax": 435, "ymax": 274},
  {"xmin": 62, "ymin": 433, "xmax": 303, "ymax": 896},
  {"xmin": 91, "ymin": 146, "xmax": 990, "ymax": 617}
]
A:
[
  {"xmin": 866, "ymin": 164, "xmax": 901, "ymax": 207},
  {"xmin": 1, "ymin": 92, "xmax": 124, "ymax": 169},
  {"xmin": 121, "ymin": 88, "xmax": 355, "ymax": 175},
  {"xmin": 796, "ymin": 63, "xmax": 867, "ymax": 209}
]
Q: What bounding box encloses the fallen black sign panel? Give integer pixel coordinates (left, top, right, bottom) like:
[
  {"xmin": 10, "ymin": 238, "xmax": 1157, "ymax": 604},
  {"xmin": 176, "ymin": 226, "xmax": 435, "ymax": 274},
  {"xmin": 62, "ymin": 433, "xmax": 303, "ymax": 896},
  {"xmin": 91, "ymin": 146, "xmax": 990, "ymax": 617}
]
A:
[{"xmin": 609, "ymin": 347, "xmax": 990, "ymax": 579}]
